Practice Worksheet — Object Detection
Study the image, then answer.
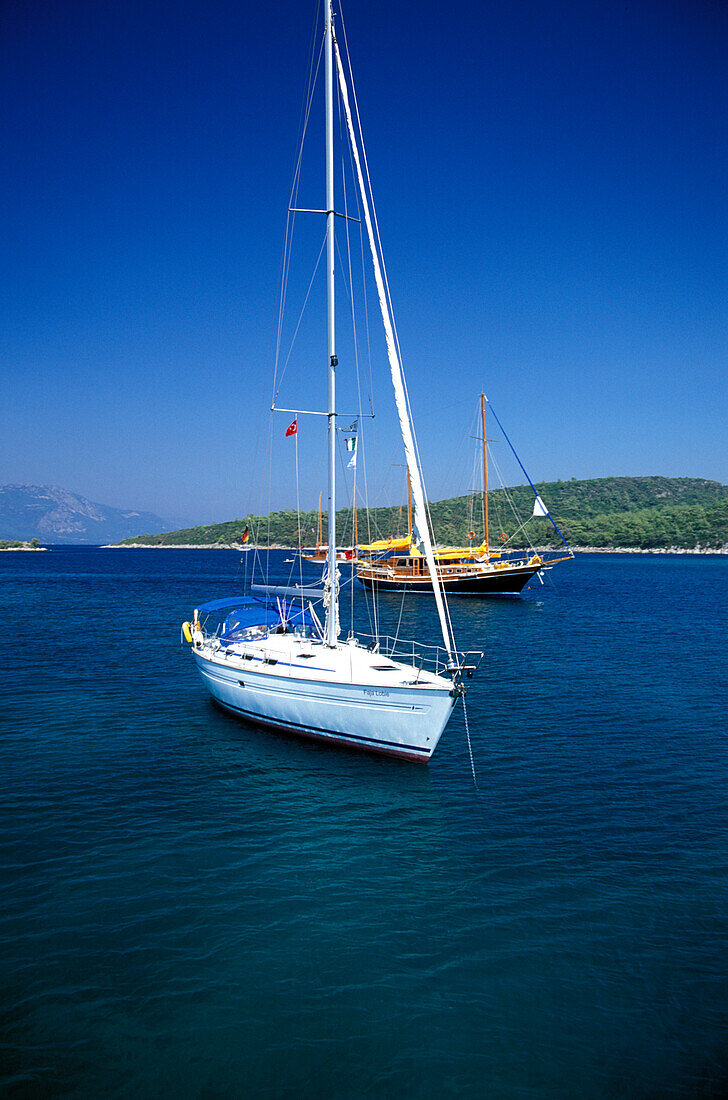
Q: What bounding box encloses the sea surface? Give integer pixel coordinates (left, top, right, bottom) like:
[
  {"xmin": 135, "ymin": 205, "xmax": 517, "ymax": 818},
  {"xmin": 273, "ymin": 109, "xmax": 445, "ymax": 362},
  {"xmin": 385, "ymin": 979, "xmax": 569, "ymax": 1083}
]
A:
[{"xmin": 1, "ymin": 547, "xmax": 727, "ymax": 1098}]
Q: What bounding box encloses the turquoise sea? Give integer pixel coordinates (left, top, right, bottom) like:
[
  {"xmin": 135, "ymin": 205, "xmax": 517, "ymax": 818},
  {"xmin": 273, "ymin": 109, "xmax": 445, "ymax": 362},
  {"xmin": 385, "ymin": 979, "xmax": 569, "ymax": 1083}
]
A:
[{"xmin": 2, "ymin": 547, "xmax": 727, "ymax": 1097}]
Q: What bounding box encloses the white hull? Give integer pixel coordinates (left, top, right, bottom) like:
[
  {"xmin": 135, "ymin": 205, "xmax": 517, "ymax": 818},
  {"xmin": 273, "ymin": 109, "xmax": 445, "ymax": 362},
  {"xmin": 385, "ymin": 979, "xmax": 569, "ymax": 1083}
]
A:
[{"xmin": 192, "ymin": 638, "xmax": 456, "ymax": 762}]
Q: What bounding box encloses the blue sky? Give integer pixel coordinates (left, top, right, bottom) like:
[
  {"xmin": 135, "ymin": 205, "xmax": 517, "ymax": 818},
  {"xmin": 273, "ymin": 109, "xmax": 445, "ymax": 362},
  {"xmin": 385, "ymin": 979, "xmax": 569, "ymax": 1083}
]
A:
[{"xmin": 1, "ymin": 0, "xmax": 726, "ymax": 525}]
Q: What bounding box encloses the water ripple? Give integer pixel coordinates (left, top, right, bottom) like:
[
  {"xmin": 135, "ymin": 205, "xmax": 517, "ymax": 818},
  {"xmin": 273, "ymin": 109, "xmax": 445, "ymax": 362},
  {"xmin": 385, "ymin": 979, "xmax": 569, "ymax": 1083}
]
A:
[{"xmin": 1, "ymin": 549, "xmax": 727, "ymax": 1096}]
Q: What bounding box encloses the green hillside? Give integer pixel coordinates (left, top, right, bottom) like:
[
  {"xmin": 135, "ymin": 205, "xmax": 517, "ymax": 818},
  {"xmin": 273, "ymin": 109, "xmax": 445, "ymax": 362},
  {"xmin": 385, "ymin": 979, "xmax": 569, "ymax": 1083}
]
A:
[{"xmin": 119, "ymin": 476, "xmax": 728, "ymax": 550}]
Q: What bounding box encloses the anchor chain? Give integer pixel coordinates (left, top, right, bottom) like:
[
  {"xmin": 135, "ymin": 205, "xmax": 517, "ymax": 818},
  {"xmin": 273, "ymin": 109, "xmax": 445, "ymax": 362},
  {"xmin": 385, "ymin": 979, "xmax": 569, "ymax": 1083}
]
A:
[{"xmin": 462, "ymin": 696, "xmax": 478, "ymax": 792}]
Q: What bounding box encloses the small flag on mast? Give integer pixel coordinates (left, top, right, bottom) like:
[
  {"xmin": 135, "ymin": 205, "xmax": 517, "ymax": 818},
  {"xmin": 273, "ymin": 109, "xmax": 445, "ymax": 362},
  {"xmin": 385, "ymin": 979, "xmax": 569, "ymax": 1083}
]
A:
[
  {"xmin": 345, "ymin": 436, "xmax": 357, "ymax": 468},
  {"xmin": 285, "ymin": 418, "xmax": 297, "ymax": 437},
  {"xmin": 239, "ymin": 526, "xmax": 250, "ymax": 544}
]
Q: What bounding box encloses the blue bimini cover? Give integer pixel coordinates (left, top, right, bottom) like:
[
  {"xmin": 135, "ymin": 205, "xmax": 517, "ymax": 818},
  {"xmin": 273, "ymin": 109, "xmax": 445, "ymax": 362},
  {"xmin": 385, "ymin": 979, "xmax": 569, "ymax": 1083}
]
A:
[
  {"xmin": 196, "ymin": 596, "xmax": 260, "ymax": 616},
  {"xmin": 196, "ymin": 595, "xmax": 316, "ymax": 644}
]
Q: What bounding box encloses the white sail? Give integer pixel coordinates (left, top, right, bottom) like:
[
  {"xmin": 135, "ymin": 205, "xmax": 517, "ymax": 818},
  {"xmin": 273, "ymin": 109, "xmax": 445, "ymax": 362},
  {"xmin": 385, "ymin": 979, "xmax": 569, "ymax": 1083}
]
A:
[
  {"xmin": 334, "ymin": 37, "xmax": 454, "ymax": 659},
  {"xmin": 533, "ymin": 495, "xmax": 549, "ymax": 517}
]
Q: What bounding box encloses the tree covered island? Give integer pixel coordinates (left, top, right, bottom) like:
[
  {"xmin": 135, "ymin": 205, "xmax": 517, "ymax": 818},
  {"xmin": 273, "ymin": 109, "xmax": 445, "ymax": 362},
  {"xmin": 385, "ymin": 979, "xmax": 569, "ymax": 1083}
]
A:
[{"xmin": 116, "ymin": 476, "xmax": 728, "ymax": 552}]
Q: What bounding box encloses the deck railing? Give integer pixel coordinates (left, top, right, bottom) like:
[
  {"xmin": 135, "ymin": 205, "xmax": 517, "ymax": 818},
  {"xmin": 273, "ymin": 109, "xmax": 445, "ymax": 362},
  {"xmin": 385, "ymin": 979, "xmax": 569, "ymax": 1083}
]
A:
[
  {"xmin": 196, "ymin": 617, "xmax": 482, "ymax": 685},
  {"xmin": 354, "ymin": 632, "xmax": 483, "ymax": 680}
]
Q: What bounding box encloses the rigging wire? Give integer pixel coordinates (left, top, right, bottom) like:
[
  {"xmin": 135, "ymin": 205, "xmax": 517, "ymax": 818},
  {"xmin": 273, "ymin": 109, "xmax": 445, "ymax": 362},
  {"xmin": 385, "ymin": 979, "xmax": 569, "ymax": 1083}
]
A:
[
  {"xmin": 294, "ymin": 420, "xmax": 303, "ymax": 591},
  {"xmin": 488, "ymin": 448, "xmax": 538, "ymax": 553},
  {"xmin": 272, "ymin": 28, "xmax": 325, "ymax": 402},
  {"xmin": 485, "ymin": 398, "xmax": 571, "ymax": 549},
  {"xmin": 236, "ymin": 8, "xmax": 324, "ymax": 563},
  {"xmin": 273, "ymin": 232, "xmax": 329, "ymax": 404},
  {"xmin": 338, "ymin": 8, "xmax": 456, "ymax": 650},
  {"xmin": 234, "ymin": 9, "xmax": 324, "ymax": 599},
  {"xmin": 335, "ymin": 67, "xmax": 379, "ymax": 639}
]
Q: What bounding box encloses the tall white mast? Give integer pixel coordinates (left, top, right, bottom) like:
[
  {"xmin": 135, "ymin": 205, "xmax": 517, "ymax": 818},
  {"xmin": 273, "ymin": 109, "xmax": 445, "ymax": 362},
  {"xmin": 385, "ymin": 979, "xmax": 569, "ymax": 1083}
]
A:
[{"xmin": 324, "ymin": 0, "xmax": 339, "ymax": 646}]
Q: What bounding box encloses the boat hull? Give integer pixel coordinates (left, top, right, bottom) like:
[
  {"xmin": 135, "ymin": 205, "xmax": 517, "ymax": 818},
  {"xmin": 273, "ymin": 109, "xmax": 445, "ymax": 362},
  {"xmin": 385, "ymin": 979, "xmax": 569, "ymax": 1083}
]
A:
[
  {"xmin": 193, "ymin": 649, "xmax": 456, "ymax": 762},
  {"xmin": 358, "ymin": 563, "xmax": 539, "ymax": 596}
]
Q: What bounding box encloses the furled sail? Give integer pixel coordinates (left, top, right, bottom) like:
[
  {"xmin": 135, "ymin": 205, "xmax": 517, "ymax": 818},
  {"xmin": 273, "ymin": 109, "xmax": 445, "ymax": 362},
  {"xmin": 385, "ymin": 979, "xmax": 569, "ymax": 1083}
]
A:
[{"xmin": 334, "ymin": 36, "xmax": 454, "ymax": 658}]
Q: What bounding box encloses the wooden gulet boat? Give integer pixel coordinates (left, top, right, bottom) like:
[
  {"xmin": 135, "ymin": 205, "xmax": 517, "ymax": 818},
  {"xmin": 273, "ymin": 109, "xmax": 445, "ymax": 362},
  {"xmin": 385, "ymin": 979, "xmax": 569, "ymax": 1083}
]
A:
[{"xmin": 356, "ymin": 394, "xmax": 572, "ymax": 596}]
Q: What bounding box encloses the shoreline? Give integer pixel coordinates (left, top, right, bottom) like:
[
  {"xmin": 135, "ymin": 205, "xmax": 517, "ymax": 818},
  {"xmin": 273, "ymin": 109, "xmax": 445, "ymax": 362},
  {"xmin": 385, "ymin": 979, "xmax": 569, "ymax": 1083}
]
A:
[
  {"xmin": 0, "ymin": 545, "xmax": 49, "ymax": 552},
  {"xmin": 105, "ymin": 543, "xmax": 728, "ymax": 556}
]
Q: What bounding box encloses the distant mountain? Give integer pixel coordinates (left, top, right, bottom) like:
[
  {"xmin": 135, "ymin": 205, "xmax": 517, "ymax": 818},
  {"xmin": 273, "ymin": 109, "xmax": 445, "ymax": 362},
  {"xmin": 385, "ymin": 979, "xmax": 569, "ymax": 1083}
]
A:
[
  {"xmin": 0, "ymin": 485, "xmax": 175, "ymax": 544},
  {"xmin": 117, "ymin": 476, "xmax": 728, "ymax": 551}
]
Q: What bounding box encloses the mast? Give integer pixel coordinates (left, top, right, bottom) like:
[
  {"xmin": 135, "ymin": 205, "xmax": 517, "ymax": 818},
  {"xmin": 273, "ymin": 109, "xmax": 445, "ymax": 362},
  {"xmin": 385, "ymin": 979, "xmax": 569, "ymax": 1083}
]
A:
[
  {"xmin": 318, "ymin": 492, "xmax": 323, "ymax": 548},
  {"xmin": 324, "ymin": 0, "xmax": 338, "ymax": 645},
  {"xmin": 480, "ymin": 392, "xmax": 489, "ymax": 553},
  {"xmin": 353, "ymin": 485, "xmax": 358, "ymax": 546}
]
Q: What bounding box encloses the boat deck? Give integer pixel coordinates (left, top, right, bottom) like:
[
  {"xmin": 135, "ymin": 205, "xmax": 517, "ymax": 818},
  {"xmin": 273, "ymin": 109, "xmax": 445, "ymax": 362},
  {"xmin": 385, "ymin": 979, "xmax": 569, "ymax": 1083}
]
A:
[{"xmin": 196, "ymin": 631, "xmax": 452, "ymax": 691}]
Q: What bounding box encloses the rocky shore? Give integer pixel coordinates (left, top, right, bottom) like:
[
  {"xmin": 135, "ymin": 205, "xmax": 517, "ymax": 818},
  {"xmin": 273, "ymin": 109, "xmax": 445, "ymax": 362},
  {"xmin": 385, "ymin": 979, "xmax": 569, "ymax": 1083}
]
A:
[
  {"xmin": 567, "ymin": 545, "xmax": 727, "ymax": 555},
  {"xmin": 107, "ymin": 543, "xmax": 728, "ymax": 555},
  {"xmin": 0, "ymin": 542, "xmax": 48, "ymax": 551},
  {"xmin": 104, "ymin": 542, "xmax": 262, "ymax": 550}
]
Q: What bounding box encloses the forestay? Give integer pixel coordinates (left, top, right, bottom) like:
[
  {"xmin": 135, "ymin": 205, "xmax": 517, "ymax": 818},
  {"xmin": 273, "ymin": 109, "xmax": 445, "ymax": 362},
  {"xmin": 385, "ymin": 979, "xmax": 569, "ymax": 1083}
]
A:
[{"xmin": 333, "ymin": 34, "xmax": 455, "ymax": 661}]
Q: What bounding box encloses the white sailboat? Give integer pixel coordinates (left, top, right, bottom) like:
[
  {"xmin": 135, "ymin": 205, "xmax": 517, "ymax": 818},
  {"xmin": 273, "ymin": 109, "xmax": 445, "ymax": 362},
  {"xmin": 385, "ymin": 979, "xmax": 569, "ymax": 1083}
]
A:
[{"xmin": 182, "ymin": 2, "xmax": 480, "ymax": 762}]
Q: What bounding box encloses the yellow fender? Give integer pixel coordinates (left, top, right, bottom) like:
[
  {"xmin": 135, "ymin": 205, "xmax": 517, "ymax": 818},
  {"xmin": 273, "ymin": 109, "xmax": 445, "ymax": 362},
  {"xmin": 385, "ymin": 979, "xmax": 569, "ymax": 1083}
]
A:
[{"xmin": 182, "ymin": 621, "xmax": 194, "ymax": 644}]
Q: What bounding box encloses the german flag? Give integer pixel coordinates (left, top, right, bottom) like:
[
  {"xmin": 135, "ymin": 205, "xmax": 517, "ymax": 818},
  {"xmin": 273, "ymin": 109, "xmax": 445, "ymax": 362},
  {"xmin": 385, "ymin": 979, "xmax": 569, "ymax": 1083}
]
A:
[{"xmin": 239, "ymin": 526, "xmax": 250, "ymax": 544}]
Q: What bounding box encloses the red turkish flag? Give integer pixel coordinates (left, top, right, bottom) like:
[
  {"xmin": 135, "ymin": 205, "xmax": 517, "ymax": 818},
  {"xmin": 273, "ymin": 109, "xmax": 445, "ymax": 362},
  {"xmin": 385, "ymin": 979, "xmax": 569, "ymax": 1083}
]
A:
[{"xmin": 285, "ymin": 418, "xmax": 297, "ymax": 437}]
